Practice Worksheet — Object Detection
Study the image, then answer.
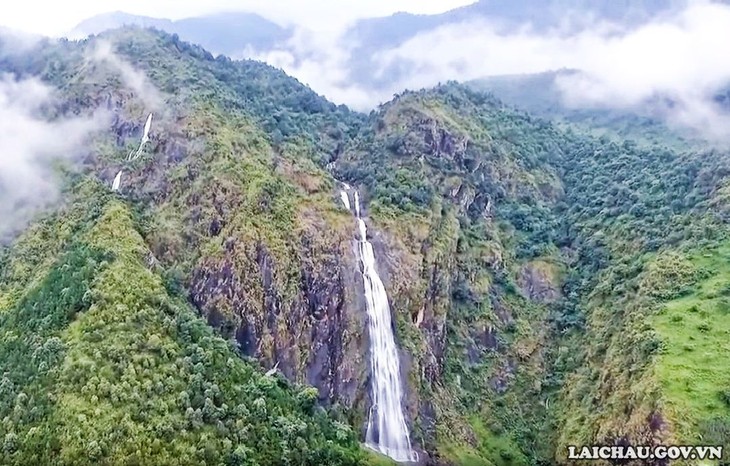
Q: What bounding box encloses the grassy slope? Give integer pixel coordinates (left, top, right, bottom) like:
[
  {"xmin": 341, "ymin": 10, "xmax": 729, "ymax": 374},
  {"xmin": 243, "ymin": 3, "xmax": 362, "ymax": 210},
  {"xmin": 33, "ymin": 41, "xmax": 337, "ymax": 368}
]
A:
[
  {"xmin": 652, "ymin": 244, "xmax": 730, "ymax": 446},
  {"xmin": 552, "ymin": 108, "xmax": 730, "ymax": 464}
]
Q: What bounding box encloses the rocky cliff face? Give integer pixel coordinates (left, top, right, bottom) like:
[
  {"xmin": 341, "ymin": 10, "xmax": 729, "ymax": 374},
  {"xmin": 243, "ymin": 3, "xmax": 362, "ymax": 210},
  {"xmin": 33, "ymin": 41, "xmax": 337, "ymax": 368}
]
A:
[
  {"xmin": 517, "ymin": 260, "xmax": 561, "ymax": 304},
  {"xmin": 188, "ymin": 211, "xmax": 370, "ymax": 413},
  {"xmin": 329, "ymin": 88, "xmax": 568, "ymax": 464},
  {"xmin": 40, "ymin": 35, "xmax": 378, "ymax": 434},
  {"xmin": 4, "ymin": 27, "xmax": 730, "ymax": 466},
  {"xmin": 116, "ymin": 110, "xmax": 375, "ymax": 427}
]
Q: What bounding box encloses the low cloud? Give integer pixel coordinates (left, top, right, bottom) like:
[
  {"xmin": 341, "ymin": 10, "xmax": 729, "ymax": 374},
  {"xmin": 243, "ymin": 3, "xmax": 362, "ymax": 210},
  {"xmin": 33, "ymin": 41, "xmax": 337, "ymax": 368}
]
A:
[
  {"xmin": 0, "ymin": 27, "xmax": 43, "ymax": 57},
  {"xmin": 0, "ymin": 74, "xmax": 105, "ymax": 239},
  {"xmin": 252, "ymin": 0, "xmax": 730, "ymax": 140},
  {"xmin": 251, "ymin": 25, "xmax": 394, "ymax": 111},
  {"xmin": 87, "ymin": 40, "xmax": 163, "ymax": 111}
]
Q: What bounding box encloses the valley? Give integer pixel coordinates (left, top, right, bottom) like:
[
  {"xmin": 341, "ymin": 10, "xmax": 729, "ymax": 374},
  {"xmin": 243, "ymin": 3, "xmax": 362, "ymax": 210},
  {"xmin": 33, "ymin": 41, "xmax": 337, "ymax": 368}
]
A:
[{"xmin": 0, "ymin": 24, "xmax": 729, "ymax": 466}]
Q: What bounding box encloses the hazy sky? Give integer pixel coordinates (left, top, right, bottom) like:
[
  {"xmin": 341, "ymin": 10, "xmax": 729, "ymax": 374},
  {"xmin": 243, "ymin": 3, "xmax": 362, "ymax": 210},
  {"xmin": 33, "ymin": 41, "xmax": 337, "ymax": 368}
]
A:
[
  {"xmin": 249, "ymin": 0, "xmax": 730, "ymax": 140},
  {"xmin": 0, "ymin": 0, "xmax": 475, "ymax": 36}
]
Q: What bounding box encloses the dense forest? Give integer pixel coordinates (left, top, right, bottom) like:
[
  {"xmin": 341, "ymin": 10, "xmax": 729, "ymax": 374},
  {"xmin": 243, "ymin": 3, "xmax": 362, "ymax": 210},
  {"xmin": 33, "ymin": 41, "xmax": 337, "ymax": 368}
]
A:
[{"xmin": 1, "ymin": 27, "xmax": 729, "ymax": 465}]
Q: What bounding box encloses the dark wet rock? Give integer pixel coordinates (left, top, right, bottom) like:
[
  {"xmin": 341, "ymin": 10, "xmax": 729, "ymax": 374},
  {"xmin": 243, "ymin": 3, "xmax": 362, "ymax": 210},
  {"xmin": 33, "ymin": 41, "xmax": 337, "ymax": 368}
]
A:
[
  {"xmin": 421, "ymin": 118, "xmax": 469, "ymax": 163},
  {"xmin": 208, "ymin": 218, "xmax": 222, "ymax": 236},
  {"xmin": 491, "ymin": 294, "xmax": 515, "ymax": 325},
  {"xmin": 420, "ymin": 261, "xmax": 449, "ymax": 384},
  {"xmin": 417, "ymin": 400, "xmax": 437, "ymax": 453},
  {"xmin": 161, "ymin": 138, "xmax": 187, "ymax": 164},
  {"xmin": 648, "ymin": 411, "xmax": 665, "ymax": 433},
  {"xmin": 466, "ymin": 325, "xmax": 499, "ymax": 366},
  {"xmin": 480, "ymin": 325, "xmax": 499, "ymax": 350},
  {"xmin": 188, "ymin": 219, "xmax": 369, "ymax": 416},
  {"xmin": 235, "ymin": 319, "xmax": 257, "ymax": 356},
  {"xmin": 490, "ymin": 358, "xmax": 517, "ymax": 394},
  {"xmin": 517, "ymin": 260, "xmax": 561, "ymax": 303}
]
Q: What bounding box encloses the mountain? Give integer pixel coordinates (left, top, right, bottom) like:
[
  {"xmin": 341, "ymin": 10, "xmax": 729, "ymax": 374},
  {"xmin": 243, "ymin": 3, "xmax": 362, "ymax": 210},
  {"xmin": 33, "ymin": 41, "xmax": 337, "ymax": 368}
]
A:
[
  {"xmin": 70, "ymin": 12, "xmax": 173, "ymax": 37},
  {"xmin": 469, "ymin": 71, "xmax": 730, "ymax": 150},
  {"xmin": 467, "ymin": 71, "xmax": 701, "ymax": 149},
  {"xmin": 2, "ymin": 27, "xmax": 730, "ymax": 466},
  {"xmin": 72, "ymin": 0, "xmax": 686, "ymax": 58},
  {"xmin": 67, "ymin": 1, "xmax": 728, "ymax": 145},
  {"xmin": 70, "ymin": 11, "xmax": 291, "ymax": 55},
  {"xmin": 346, "ymin": 0, "xmax": 687, "ymax": 48},
  {"xmin": 342, "ymin": 0, "xmax": 691, "ymax": 89}
]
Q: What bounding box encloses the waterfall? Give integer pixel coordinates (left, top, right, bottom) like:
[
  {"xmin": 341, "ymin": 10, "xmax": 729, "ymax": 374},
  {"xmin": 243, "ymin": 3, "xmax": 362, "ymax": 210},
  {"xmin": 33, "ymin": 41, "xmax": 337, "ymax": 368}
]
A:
[
  {"xmin": 112, "ymin": 113, "xmax": 154, "ymax": 192},
  {"xmin": 127, "ymin": 113, "xmax": 153, "ymax": 161},
  {"xmin": 111, "ymin": 170, "xmax": 122, "ymax": 191},
  {"xmin": 340, "ymin": 191, "xmax": 351, "ymax": 211},
  {"xmin": 341, "ymin": 187, "xmax": 417, "ymax": 463}
]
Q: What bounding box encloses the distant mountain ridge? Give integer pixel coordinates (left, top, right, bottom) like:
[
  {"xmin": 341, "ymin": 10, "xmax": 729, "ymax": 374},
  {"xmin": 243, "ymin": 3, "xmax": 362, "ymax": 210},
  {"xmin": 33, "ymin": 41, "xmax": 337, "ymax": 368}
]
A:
[
  {"xmin": 70, "ymin": 0, "xmax": 693, "ymax": 60},
  {"xmin": 67, "ymin": 1, "xmax": 730, "ymax": 146},
  {"xmin": 70, "ymin": 11, "xmax": 172, "ymax": 36},
  {"xmin": 468, "ymin": 70, "xmax": 730, "ymax": 149},
  {"xmin": 467, "ymin": 71, "xmax": 693, "ymax": 148},
  {"xmin": 347, "ymin": 0, "xmax": 689, "ymax": 48},
  {"xmin": 341, "ymin": 0, "xmax": 694, "ymax": 90},
  {"xmin": 70, "ymin": 11, "xmax": 291, "ymax": 56}
]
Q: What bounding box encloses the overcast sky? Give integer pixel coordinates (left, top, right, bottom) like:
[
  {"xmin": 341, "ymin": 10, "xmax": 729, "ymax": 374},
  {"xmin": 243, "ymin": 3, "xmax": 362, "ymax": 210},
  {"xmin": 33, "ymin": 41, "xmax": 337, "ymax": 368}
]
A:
[{"xmin": 0, "ymin": 0, "xmax": 475, "ymax": 36}]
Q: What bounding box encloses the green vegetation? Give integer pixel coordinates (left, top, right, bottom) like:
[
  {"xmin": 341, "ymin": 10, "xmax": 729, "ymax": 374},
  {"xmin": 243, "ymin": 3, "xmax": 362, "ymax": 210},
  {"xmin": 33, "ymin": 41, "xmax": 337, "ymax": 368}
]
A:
[
  {"xmin": 439, "ymin": 417, "xmax": 529, "ymax": 466},
  {"xmin": 2, "ymin": 26, "xmax": 730, "ymax": 466},
  {"xmin": 652, "ymin": 244, "xmax": 730, "ymax": 446},
  {"xmin": 2, "ymin": 28, "xmax": 375, "ymax": 465},
  {"xmin": 0, "ymin": 197, "xmax": 367, "ymax": 465},
  {"xmin": 337, "ymin": 85, "xmax": 566, "ymax": 464},
  {"xmin": 338, "ymin": 80, "xmax": 730, "ymax": 464},
  {"xmin": 468, "ymin": 72, "xmax": 704, "ymax": 151}
]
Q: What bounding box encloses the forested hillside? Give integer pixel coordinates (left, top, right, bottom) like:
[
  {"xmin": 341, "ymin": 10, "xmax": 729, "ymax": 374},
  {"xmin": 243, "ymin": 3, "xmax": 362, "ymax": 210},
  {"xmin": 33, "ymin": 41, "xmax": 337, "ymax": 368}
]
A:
[
  {"xmin": 1, "ymin": 27, "xmax": 729, "ymax": 466},
  {"xmin": 468, "ymin": 72, "xmax": 708, "ymax": 151}
]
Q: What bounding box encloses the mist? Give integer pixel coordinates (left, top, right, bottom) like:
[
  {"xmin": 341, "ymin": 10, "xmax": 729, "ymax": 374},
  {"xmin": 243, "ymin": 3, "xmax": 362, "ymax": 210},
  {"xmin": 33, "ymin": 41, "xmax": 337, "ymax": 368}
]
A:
[
  {"xmin": 87, "ymin": 40, "xmax": 163, "ymax": 111},
  {"xmin": 254, "ymin": 0, "xmax": 730, "ymax": 141},
  {"xmin": 0, "ymin": 74, "xmax": 104, "ymax": 240},
  {"xmin": 0, "ymin": 27, "xmax": 43, "ymax": 57},
  {"xmin": 251, "ymin": 25, "xmax": 395, "ymax": 110}
]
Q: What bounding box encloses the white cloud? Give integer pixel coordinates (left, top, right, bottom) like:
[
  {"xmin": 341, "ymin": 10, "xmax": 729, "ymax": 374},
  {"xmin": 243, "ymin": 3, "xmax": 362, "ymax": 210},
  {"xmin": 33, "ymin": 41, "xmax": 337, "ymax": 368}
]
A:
[
  {"xmin": 663, "ymin": 96, "xmax": 730, "ymax": 141},
  {"xmin": 0, "ymin": 74, "xmax": 105, "ymax": 239},
  {"xmin": 0, "ymin": 26, "xmax": 43, "ymax": 55},
  {"xmin": 4, "ymin": 1, "xmax": 728, "ymax": 140},
  {"xmin": 375, "ymin": 1, "xmax": 730, "ymax": 99},
  {"xmin": 553, "ymin": 2, "xmax": 730, "ymax": 107},
  {"xmin": 254, "ymin": 0, "xmax": 730, "ymax": 139},
  {"xmin": 86, "ymin": 40, "xmax": 163, "ymax": 111},
  {"xmin": 251, "ymin": 26, "xmax": 394, "ymax": 111}
]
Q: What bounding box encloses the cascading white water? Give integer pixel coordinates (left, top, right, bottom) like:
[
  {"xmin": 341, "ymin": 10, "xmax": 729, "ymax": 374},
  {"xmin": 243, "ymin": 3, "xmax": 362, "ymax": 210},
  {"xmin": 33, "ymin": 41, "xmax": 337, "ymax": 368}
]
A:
[
  {"xmin": 341, "ymin": 187, "xmax": 417, "ymax": 463},
  {"xmin": 340, "ymin": 191, "xmax": 351, "ymax": 211},
  {"xmin": 111, "ymin": 170, "xmax": 122, "ymax": 191}
]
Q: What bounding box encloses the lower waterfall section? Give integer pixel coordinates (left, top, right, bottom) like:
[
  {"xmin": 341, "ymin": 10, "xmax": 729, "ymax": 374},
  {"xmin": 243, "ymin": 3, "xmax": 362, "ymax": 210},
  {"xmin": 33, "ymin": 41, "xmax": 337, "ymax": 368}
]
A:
[{"xmin": 341, "ymin": 187, "xmax": 417, "ymax": 463}]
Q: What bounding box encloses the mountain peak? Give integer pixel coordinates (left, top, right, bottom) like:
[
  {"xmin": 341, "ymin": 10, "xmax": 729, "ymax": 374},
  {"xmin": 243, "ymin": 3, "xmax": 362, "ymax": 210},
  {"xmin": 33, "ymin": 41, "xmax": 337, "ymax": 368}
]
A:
[{"xmin": 69, "ymin": 10, "xmax": 288, "ymax": 54}]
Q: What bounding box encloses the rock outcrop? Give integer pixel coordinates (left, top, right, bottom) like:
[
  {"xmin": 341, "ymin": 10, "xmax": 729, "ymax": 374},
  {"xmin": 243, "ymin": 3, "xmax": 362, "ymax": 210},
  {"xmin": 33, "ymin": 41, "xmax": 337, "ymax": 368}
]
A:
[
  {"xmin": 189, "ymin": 213, "xmax": 370, "ymax": 417},
  {"xmin": 517, "ymin": 260, "xmax": 562, "ymax": 304}
]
